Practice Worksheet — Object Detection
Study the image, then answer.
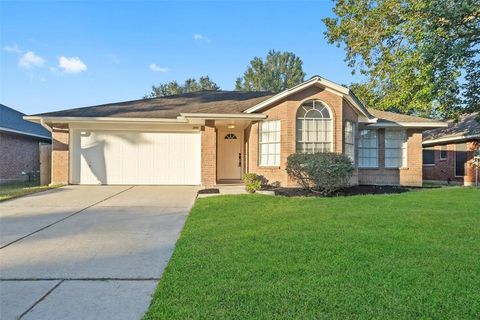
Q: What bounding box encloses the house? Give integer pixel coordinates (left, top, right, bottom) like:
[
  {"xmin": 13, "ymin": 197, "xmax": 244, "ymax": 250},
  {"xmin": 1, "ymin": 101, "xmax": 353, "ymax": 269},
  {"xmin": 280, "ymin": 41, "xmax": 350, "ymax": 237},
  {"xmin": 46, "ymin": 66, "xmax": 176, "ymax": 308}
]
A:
[
  {"xmin": 24, "ymin": 76, "xmax": 447, "ymax": 187},
  {"xmin": 1, "ymin": 104, "xmax": 52, "ymax": 184},
  {"xmin": 423, "ymin": 112, "xmax": 479, "ymax": 186}
]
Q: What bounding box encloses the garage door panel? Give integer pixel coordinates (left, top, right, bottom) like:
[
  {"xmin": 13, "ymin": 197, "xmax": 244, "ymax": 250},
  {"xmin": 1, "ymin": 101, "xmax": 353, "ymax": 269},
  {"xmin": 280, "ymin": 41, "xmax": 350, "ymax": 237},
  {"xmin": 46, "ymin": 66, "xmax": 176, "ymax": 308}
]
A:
[{"xmin": 71, "ymin": 130, "xmax": 201, "ymax": 185}]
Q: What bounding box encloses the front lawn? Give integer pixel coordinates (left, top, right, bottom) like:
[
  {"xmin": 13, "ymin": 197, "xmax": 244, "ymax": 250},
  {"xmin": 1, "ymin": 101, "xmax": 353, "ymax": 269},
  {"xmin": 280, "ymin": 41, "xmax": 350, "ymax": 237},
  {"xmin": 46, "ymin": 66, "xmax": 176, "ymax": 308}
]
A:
[
  {"xmin": 145, "ymin": 188, "xmax": 480, "ymax": 319},
  {"xmin": 0, "ymin": 182, "xmax": 62, "ymax": 202}
]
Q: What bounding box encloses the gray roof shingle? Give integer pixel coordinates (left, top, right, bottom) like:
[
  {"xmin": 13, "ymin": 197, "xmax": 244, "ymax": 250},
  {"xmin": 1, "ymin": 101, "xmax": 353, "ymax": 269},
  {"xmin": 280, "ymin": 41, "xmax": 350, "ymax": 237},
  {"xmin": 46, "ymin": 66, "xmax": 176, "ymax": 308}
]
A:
[
  {"xmin": 32, "ymin": 91, "xmax": 276, "ymax": 119},
  {"xmin": 423, "ymin": 112, "xmax": 480, "ymax": 143},
  {"xmin": 1, "ymin": 104, "xmax": 51, "ymax": 139}
]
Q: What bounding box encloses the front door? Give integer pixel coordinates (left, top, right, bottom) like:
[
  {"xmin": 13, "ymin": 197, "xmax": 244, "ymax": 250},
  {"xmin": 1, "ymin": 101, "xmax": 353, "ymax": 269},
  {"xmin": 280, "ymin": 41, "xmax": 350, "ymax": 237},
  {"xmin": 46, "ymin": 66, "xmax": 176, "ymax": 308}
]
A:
[
  {"xmin": 455, "ymin": 143, "xmax": 468, "ymax": 177},
  {"xmin": 217, "ymin": 131, "xmax": 242, "ymax": 180}
]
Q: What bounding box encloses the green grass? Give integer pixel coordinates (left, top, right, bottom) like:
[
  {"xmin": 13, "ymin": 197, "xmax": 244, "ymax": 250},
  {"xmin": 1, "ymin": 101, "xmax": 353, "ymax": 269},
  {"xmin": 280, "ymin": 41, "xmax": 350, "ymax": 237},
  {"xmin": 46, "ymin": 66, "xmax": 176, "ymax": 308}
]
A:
[
  {"xmin": 144, "ymin": 188, "xmax": 480, "ymax": 319},
  {"xmin": 0, "ymin": 182, "xmax": 62, "ymax": 202}
]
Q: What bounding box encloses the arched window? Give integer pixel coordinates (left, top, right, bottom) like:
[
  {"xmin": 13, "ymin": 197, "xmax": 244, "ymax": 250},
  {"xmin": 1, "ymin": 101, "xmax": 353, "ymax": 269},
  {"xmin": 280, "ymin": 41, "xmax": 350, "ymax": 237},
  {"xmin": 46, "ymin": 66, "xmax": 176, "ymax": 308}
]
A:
[{"xmin": 296, "ymin": 100, "xmax": 333, "ymax": 153}]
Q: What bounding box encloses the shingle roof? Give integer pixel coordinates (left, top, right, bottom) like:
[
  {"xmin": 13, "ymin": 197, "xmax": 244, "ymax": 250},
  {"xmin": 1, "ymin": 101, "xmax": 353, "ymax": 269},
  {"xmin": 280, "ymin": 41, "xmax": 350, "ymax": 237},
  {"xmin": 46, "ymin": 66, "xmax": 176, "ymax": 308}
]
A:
[
  {"xmin": 0, "ymin": 104, "xmax": 51, "ymax": 139},
  {"xmin": 33, "ymin": 91, "xmax": 276, "ymax": 119},
  {"xmin": 423, "ymin": 112, "xmax": 480, "ymax": 143},
  {"xmin": 367, "ymin": 108, "xmax": 438, "ymax": 123}
]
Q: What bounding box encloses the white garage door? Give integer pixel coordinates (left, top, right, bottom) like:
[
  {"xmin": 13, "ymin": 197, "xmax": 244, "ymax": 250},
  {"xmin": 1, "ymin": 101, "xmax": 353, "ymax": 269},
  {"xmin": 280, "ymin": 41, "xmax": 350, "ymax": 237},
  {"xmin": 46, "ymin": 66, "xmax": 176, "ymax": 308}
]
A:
[{"xmin": 70, "ymin": 130, "xmax": 201, "ymax": 185}]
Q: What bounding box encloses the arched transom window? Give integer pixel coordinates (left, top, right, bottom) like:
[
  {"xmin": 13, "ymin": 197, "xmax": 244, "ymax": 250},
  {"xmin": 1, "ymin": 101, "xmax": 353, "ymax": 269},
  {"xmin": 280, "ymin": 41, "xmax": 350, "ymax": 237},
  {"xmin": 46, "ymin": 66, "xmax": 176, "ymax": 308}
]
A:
[{"xmin": 296, "ymin": 100, "xmax": 333, "ymax": 153}]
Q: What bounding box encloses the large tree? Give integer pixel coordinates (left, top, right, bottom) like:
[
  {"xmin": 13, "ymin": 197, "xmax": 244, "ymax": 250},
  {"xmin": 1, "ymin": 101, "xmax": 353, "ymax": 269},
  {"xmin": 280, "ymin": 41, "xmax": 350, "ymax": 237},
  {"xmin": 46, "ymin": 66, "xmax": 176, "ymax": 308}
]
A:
[
  {"xmin": 324, "ymin": 0, "xmax": 479, "ymax": 119},
  {"xmin": 235, "ymin": 50, "xmax": 306, "ymax": 92},
  {"xmin": 144, "ymin": 76, "xmax": 220, "ymax": 98}
]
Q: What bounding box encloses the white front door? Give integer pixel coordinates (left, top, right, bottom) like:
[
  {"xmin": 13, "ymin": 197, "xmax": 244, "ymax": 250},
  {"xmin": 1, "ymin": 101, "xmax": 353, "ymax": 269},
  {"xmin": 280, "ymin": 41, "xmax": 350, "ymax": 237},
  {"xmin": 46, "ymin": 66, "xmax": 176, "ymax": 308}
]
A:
[{"xmin": 217, "ymin": 131, "xmax": 242, "ymax": 180}]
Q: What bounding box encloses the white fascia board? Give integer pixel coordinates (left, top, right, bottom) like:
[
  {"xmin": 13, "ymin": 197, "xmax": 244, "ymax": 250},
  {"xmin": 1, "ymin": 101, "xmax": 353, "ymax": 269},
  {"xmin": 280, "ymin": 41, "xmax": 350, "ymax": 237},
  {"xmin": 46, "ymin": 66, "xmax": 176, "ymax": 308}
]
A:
[
  {"xmin": 366, "ymin": 121, "xmax": 449, "ymax": 128},
  {"xmin": 23, "ymin": 115, "xmax": 187, "ymax": 124},
  {"xmin": 0, "ymin": 126, "xmax": 51, "ymax": 140},
  {"xmin": 423, "ymin": 134, "xmax": 480, "ymax": 145},
  {"xmin": 243, "ymin": 76, "xmax": 375, "ymax": 121},
  {"xmin": 180, "ymin": 113, "xmax": 267, "ymax": 120}
]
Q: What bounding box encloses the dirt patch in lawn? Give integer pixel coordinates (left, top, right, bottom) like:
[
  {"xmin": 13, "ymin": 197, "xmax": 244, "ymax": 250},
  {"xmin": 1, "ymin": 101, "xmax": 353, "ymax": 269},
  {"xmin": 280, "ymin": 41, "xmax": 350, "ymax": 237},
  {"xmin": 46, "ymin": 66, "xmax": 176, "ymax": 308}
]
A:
[
  {"xmin": 198, "ymin": 188, "xmax": 220, "ymax": 195},
  {"xmin": 262, "ymin": 185, "xmax": 413, "ymax": 197}
]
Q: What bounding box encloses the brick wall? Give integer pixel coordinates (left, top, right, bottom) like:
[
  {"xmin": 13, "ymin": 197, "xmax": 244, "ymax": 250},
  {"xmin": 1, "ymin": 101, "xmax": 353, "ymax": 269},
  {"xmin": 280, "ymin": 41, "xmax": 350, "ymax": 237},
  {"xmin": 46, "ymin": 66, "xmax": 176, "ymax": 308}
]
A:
[
  {"xmin": 245, "ymin": 86, "xmax": 356, "ymax": 186},
  {"xmin": 51, "ymin": 126, "xmax": 70, "ymax": 185},
  {"xmin": 423, "ymin": 140, "xmax": 479, "ymax": 186},
  {"xmin": 0, "ymin": 132, "xmax": 41, "ymax": 183},
  {"xmin": 201, "ymin": 120, "xmax": 217, "ymax": 187},
  {"xmin": 358, "ymin": 129, "xmax": 423, "ymax": 187}
]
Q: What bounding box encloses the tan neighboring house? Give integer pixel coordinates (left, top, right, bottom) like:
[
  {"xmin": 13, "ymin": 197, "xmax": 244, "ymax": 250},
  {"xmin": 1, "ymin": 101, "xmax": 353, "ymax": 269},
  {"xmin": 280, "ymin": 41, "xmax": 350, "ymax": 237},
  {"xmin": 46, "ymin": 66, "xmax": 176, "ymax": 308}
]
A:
[
  {"xmin": 25, "ymin": 76, "xmax": 447, "ymax": 187},
  {"xmin": 423, "ymin": 112, "xmax": 480, "ymax": 186}
]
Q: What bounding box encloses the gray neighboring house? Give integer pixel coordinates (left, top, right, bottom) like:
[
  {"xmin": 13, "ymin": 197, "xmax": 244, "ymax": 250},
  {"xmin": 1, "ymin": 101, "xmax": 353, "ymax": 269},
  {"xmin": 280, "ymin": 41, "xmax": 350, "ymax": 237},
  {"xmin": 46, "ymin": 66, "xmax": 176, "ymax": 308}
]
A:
[{"xmin": 0, "ymin": 104, "xmax": 51, "ymax": 184}]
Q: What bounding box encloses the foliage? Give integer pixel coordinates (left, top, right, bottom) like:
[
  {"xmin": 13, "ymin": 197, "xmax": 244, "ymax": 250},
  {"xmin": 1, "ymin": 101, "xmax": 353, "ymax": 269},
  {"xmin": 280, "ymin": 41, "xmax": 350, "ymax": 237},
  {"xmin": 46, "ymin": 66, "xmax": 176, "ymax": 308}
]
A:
[
  {"xmin": 235, "ymin": 50, "xmax": 306, "ymax": 92},
  {"xmin": 286, "ymin": 152, "xmax": 354, "ymax": 195},
  {"xmin": 144, "ymin": 188, "xmax": 480, "ymax": 319},
  {"xmin": 144, "ymin": 76, "xmax": 220, "ymax": 98},
  {"xmin": 324, "ymin": 0, "xmax": 480, "ymax": 119},
  {"xmin": 243, "ymin": 173, "xmax": 261, "ymax": 193}
]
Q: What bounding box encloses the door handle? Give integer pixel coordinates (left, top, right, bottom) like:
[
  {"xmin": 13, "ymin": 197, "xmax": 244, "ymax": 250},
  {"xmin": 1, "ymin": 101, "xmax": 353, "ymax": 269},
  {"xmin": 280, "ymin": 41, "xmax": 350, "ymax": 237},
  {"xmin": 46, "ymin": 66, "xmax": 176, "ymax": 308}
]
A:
[{"xmin": 238, "ymin": 153, "xmax": 242, "ymax": 167}]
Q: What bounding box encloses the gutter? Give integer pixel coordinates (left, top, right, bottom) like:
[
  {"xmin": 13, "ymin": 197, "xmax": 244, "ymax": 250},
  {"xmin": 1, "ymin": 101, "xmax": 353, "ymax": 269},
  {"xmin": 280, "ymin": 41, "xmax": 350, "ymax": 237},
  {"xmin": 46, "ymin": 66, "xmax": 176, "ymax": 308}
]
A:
[
  {"xmin": 365, "ymin": 121, "xmax": 448, "ymax": 128},
  {"xmin": 23, "ymin": 115, "xmax": 188, "ymax": 124},
  {"xmin": 0, "ymin": 126, "xmax": 51, "ymax": 140},
  {"xmin": 423, "ymin": 134, "xmax": 480, "ymax": 146},
  {"xmin": 179, "ymin": 113, "xmax": 267, "ymax": 120}
]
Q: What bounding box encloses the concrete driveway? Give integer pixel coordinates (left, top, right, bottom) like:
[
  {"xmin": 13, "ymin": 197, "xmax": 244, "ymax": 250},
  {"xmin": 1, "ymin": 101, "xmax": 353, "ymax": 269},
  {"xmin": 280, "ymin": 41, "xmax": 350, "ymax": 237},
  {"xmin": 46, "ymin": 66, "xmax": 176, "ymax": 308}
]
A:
[{"xmin": 0, "ymin": 185, "xmax": 198, "ymax": 320}]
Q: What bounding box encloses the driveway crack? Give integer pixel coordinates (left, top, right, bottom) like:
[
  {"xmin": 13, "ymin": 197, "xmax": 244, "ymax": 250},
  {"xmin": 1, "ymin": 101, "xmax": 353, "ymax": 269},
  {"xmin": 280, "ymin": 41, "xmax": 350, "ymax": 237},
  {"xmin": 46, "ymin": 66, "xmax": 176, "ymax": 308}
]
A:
[{"xmin": 0, "ymin": 186, "xmax": 134, "ymax": 250}]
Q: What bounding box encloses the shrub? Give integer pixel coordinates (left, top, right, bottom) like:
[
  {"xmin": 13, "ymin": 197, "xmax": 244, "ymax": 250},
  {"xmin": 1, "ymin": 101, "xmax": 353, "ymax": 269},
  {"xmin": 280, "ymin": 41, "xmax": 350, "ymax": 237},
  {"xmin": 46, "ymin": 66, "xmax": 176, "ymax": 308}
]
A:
[
  {"xmin": 243, "ymin": 173, "xmax": 261, "ymax": 193},
  {"xmin": 286, "ymin": 152, "xmax": 354, "ymax": 195}
]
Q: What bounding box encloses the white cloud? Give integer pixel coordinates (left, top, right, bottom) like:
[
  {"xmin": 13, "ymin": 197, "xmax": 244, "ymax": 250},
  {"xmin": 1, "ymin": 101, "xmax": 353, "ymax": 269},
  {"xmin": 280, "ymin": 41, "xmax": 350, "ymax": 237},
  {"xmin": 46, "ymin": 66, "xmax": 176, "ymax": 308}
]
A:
[
  {"xmin": 3, "ymin": 44, "xmax": 23, "ymax": 53},
  {"xmin": 193, "ymin": 33, "xmax": 211, "ymax": 43},
  {"xmin": 58, "ymin": 56, "xmax": 87, "ymax": 74},
  {"xmin": 149, "ymin": 63, "xmax": 169, "ymax": 72},
  {"xmin": 19, "ymin": 51, "xmax": 45, "ymax": 69}
]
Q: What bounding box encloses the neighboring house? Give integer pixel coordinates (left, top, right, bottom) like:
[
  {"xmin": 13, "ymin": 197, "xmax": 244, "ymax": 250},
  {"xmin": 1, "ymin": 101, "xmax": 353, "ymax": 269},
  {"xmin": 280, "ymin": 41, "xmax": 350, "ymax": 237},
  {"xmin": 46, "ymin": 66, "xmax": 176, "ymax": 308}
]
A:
[
  {"xmin": 24, "ymin": 76, "xmax": 447, "ymax": 187},
  {"xmin": 0, "ymin": 104, "xmax": 51, "ymax": 184},
  {"xmin": 423, "ymin": 112, "xmax": 480, "ymax": 186}
]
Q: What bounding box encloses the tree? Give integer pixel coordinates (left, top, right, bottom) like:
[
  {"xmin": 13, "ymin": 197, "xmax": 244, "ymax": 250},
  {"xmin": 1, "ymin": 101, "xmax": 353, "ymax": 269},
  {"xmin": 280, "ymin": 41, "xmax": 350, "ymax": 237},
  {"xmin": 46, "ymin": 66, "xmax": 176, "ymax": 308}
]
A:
[
  {"xmin": 235, "ymin": 50, "xmax": 306, "ymax": 92},
  {"xmin": 323, "ymin": 0, "xmax": 480, "ymax": 119},
  {"xmin": 144, "ymin": 76, "xmax": 219, "ymax": 98}
]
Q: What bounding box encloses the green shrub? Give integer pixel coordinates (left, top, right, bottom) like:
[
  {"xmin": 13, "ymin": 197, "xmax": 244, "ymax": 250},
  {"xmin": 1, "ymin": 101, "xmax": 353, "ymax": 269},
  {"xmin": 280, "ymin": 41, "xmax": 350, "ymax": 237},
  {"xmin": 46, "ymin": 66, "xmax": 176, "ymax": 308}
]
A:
[
  {"xmin": 243, "ymin": 173, "xmax": 261, "ymax": 194},
  {"xmin": 286, "ymin": 152, "xmax": 354, "ymax": 195}
]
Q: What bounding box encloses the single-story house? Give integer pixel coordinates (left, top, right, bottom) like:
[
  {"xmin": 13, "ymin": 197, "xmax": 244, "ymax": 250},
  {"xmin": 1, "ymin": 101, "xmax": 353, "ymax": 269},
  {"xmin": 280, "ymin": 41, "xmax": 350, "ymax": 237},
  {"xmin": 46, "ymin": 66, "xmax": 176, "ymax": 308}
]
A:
[
  {"xmin": 1, "ymin": 104, "xmax": 52, "ymax": 184},
  {"xmin": 24, "ymin": 76, "xmax": 447, "ymax": 187},
  {"xmin": 423, "ymin": 112, "xmax": 479, "ymax": 186}
]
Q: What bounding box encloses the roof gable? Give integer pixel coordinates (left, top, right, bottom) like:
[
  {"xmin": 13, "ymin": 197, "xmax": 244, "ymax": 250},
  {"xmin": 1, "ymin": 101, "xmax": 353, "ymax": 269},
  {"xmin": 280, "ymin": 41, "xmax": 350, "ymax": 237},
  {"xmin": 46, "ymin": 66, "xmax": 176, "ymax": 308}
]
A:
[{"xmin": 243, "ymin": 76, "xmax": 376, "ymax": 122}]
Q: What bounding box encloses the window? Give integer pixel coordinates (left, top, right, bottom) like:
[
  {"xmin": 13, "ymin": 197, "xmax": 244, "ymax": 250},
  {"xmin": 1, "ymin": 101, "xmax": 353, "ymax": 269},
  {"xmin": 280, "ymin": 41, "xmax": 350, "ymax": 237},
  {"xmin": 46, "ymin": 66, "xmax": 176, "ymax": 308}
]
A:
[
  {"xmin": 385, "ymin": 130, "xmax": 407, "ymax": 168},
  {"xmin": 440, "ymin": 145, "xmax": 447, "ymax": 160},
  {"xmin": 344, "ymin": 121, "xmax": 355, "ymax": 161},
  {"xmin": 296, "ymin": 100, "xmax": 332, "ymax": 153},
  {"xmin": 259, "ymin": 120, "xmax": 281, "ymax": 166},
  {"xmin": 423, "ymin": 147, "xmax": 435, "ymax": 165},
  {"xmin": 224, "ymin": 133, "xmax": 237, "ymax": 140},
  {"xmin": 359, "ymin": 129, "xmax": 378, "ymax": 167}
]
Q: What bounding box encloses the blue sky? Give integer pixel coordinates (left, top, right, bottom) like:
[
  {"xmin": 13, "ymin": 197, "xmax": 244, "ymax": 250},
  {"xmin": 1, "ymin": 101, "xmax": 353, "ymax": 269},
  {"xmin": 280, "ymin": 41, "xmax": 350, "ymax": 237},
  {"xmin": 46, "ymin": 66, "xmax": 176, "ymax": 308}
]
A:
[{"xmin": 0, "ymin": 1, "xmax": 363, "ymax": 115}]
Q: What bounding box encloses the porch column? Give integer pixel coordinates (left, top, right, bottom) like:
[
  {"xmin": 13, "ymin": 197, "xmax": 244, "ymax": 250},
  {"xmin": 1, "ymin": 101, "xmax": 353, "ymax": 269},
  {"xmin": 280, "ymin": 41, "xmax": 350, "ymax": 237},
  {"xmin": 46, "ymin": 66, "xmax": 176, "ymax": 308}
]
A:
[
  {"xmin": 51, "ymin": 125, "xmax": 70, "ymax": 185},
  {"xmin": 201, "ymin": 120, "xmax": 216, "ymax": 187}
]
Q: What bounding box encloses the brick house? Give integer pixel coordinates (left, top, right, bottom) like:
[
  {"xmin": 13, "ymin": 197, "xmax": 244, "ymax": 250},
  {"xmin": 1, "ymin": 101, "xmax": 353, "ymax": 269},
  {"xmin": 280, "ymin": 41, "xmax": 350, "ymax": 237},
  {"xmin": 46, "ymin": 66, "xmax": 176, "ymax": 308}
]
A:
[
  {"xmin": 24, "ymin": 76, "xmax": 446, "ymax": 187},
  {"xmin": 423, "ymin": 112, "xmax": 480, "ymax": 186},
  {"xmin": 1, "ymin": 104, "xmax": 51, "ymax": 184}
]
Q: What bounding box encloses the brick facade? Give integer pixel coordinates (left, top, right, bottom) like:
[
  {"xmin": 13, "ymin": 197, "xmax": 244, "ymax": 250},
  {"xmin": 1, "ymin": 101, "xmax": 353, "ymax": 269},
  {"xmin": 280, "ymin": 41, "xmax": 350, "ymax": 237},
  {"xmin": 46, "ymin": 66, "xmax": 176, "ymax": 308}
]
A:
[
  {"xmin": 358, "ymin": 129, "xmax": 423, "ymax": 186},
  {"xmin": 244, "ymin": 86, "xmax": 362, "ymax": 186},
  {"xmin": 201, "ymin": 120, "xmax": 217, "ymax": 187},
  {"xmin": 0, "ymin": 132, "xmax": 41, "ymax": 183},
  {"xmin": 423, "ymin": 140, "xmax": 479, "ymax": 186},
  {"xmin": 51, "ymin": 126, "xmax": 70, "ymax": 185}
]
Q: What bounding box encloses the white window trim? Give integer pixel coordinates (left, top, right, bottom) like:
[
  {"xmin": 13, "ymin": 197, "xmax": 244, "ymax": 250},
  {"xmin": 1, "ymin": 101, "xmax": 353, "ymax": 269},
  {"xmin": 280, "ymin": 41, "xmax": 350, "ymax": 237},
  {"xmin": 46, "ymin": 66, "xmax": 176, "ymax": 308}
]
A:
[
  {"xmin": 344, "ymin": 121, "xmax": 355, "ymax": 162},
  {"xmin": 295, "ymin": 100, "xmax": 334, "ymax": 153},
  {"xmin": 258, "ymin": 120, "xmax": 281, "ymax": 167},
  {"xmin": 358, "ymin": 129, "xmax": 378, "ymax": 168},
  {"xmin": 385, "ymin": 129, "xmax": 408, "ymax": 169}
]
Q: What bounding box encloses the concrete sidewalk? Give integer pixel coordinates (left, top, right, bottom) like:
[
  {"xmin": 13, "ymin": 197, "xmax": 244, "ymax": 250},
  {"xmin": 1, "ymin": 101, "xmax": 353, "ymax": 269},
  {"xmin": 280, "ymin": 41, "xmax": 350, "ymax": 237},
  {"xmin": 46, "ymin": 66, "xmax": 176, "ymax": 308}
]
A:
[{"xmin": 0, "ymin": 186, "xmax": 198, "ymax": 320}]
